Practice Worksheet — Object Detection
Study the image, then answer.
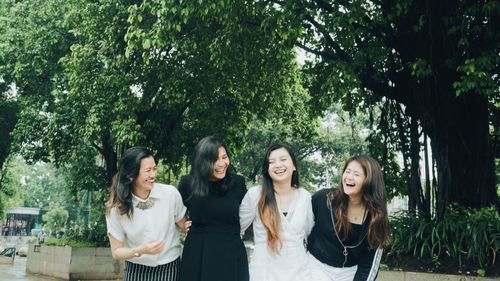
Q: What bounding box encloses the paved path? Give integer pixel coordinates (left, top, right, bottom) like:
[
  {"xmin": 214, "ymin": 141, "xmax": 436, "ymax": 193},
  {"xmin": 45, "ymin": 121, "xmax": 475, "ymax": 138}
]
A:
[
  {"xmin": 0, "ymin": 256, "xmax": 58, "ymax": 281},
  {"xmin": 2, "ymin": 255, "xmax": 498, "ymax": 281}
]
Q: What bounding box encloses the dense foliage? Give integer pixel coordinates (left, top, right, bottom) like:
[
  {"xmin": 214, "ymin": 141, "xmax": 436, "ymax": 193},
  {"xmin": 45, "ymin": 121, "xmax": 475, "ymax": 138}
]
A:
[
  {"xmin": 274, "ymin": 0, "xmax": 499, "ymax": 214},
  {"xmin": 0, "ymin": 1, "xmax": 497, "ymax": 271},
  {"xmin": 126, "ymin": 0, "xmax": 499, "ymax": 218},
  {"xmin": 389, "ymin": 205, "xmax": 500, "ymax": 271}
]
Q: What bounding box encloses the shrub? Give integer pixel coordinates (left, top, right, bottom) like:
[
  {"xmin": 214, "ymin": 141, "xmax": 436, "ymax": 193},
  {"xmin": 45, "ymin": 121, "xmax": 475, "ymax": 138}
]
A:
[
  {"xmin": 388, "ymin": 204, "xmax": 500, "ymax": 268},
  {"xmin": 64, "ymin": 202, "xmax": 109, "ymax": 247},
  {"xmin": 42, "ymin": 206, "xmax": 69, "ymax": 233},
  {"xmin": 44, "ymin": 236, "xmax": 98, "ymax": 248}
]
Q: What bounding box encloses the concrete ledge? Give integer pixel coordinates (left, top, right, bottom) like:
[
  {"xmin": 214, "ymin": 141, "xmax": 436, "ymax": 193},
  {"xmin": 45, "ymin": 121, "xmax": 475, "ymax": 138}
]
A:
[
  {"xmin": 27, "ymin": 244, "xmax": 123, "ymax": 280},
  {"xmin": 379, "ymin": 270, "xmax": 499, "ymax": 281},
  {"xmin": 0, "ymin": 256, "xmax": 14, "ymax": 264}
]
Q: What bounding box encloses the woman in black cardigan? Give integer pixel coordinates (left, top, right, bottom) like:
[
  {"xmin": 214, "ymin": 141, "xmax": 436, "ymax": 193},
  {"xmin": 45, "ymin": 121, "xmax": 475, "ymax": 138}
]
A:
[{"xmin": 307, "ymin": 155, "xmax": 390, "ymax": 281}]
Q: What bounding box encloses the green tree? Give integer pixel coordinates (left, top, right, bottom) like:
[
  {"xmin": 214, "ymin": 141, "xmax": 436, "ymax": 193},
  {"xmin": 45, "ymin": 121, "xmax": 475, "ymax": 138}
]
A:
[
  {"xmin": 0, "ymin": 156, "xmax": 84, "ymax": 222},
  {"xmin": 18, "ymin": 161, "xmax": 73, "ymax": 212},
  {"xmin": 126, "ymin": 0, "xmax": 310, "ymax": 168},
  {"xmin": 42, "ymin": 206, "xmax": 69, "ymax": 233},
  {"xmin": 1, "ymin": 0, "xmax": 313, "ymax": 196},
  {"xmin": 280, "ymin": 0, "xmax": 499, "ymax": 215},
  {"xmin": 0, "ymin": 97, "xmax": 17, "ymax": 171},
  {"xmin": 0, "ymin": 89, "xmax": 18, "ymax": 216},
  {"xmin": 0, "ymin": 0, "xmax": 74, "ymax": 164},
  {"xmin": 0, "ymin": 156, "xmax": 18, "ymax": 220},
  {"xmin": 233, "ymin": 102, "xmax": 374, "ymax": 194}
]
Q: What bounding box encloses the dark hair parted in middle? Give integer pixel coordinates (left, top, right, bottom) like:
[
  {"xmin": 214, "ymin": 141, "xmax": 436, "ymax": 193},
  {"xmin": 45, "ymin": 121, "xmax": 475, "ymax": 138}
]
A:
[
  {"xmin": 258, "ymin": 144, "xmax": 299, "ymax": 252},
  {"xmin": 189, "ymin": 136, "xmax": 233, "ymax": 198}
]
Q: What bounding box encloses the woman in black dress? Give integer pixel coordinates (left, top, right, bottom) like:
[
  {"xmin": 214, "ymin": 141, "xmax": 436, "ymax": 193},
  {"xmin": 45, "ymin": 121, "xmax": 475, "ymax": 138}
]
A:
[{"xmin": 178, "ymin": 136, "xmax": 249, "ymax": 281}]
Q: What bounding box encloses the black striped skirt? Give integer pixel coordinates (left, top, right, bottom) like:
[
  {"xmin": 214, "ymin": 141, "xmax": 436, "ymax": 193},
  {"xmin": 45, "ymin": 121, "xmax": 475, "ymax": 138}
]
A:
[{"xmin": 124, "ymin": 258, "xmax": 180, "ymax": 281}]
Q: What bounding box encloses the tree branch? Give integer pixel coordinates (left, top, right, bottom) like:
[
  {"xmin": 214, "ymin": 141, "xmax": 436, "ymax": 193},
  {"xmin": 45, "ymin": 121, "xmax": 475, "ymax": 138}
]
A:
[
  {"xmin": 312, "ymin": 0, "xmax": 335, "ymax": 13},
  {"xmin": 91, "ymin": 142, "xmax": 103, "ymax": 155},
  {"xmin": 296, "ymin": 41, "xmax": 336, "ymax": 61},
  {"xmin": 303, "ymin": 15, "xmax": 352, "ymax": 63},
  {"xmin": 161, "ymin": 99, "xmax": 193, "ymax": 148}
]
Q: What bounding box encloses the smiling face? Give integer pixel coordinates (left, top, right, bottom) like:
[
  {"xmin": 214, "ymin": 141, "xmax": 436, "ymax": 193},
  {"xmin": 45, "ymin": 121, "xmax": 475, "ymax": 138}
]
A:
[
  {"xmin": 210, "ymin": 146, "xmax": 230, "ymax": 180},
  {"xmin": 133, "ymin": 156, "xmax": 157, "ymax": 197},
  {"xmin": 342, "ymin": 160, "xmax": 366, "ymax": 199},
  {"xmin": 267, "ymin": 147, "xmax": 296, "ymax": 185}
]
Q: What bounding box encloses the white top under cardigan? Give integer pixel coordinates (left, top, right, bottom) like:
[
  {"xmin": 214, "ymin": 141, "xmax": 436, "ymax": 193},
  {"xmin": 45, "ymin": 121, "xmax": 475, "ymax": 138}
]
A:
[
  {"xmin": 106, "ymin": 183, "xmax": 187, "ymax": 267},
  {"xmin": 240, "ymin": 186, "xmax": 314, "ymax": 281}
]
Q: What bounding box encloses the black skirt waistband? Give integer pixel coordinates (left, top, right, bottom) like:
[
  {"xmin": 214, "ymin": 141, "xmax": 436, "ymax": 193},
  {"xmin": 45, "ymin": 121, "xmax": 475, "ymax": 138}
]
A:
[{"xmin": 189, "ymin": 225, "xmax": 240, "ymax": 235}]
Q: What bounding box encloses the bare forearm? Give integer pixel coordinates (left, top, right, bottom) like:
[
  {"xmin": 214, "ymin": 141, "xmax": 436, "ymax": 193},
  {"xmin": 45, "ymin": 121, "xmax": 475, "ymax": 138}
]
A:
[{"xmin": 111, "ymin": 246, "xmax": 142, "ymax": 260}]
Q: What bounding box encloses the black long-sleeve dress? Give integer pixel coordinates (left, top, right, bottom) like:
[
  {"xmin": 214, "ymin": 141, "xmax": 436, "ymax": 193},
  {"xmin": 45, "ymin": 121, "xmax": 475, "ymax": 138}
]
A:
[{"xmin": 178, "ymin": 173, "xmax": 249, "ymax": 281}]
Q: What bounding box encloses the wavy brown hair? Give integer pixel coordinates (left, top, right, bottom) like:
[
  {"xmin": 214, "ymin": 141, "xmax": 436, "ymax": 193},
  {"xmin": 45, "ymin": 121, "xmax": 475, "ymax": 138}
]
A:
[
  {"xmin": 327, "ymin": 155, "xmax": 390, "ymax": 249},
  {"xmin": 258, "ymin": 144, "xmax": 299, "ymax": 252}
]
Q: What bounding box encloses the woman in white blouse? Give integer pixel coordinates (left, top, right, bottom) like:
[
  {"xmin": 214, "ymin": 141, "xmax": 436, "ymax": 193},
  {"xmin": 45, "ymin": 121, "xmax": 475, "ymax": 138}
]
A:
[
  {"xmin": 106, "ymin": 147, "xmax": 188, "ymax": 281},
  {"xmin": 240, "ymin": 144, "xmax": 314, "ymax": 281}
]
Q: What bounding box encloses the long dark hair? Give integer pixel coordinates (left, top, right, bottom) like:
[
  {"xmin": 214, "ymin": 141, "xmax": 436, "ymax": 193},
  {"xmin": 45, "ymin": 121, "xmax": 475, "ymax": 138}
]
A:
[
  {"xmin": 327, "ymin": 155, "xmax": 390, "ymax": 249},
  {"xmin": 190, "ymin": 136, "xmax": 232, "ymax": 198},
  {"xmin": 258, "ymin": 144, "xmax": 299, "ymax": 252},
  {"xmin": 106, "ymin": 147, "xmax": 154, "ymax": 218}
]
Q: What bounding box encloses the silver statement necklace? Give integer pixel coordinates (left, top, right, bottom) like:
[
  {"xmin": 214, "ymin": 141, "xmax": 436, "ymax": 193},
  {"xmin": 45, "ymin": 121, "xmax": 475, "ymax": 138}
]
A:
[
  {"xmin": 327, "ymin": 199, "xmax": 368, "ymax": 267},
  {"xmin": 134, "ymin": 191, "xmax": 155, "ymax": 210},
  {"xmin": 135, "ymin": 198, "xmax": 155, "ymax": 210}
]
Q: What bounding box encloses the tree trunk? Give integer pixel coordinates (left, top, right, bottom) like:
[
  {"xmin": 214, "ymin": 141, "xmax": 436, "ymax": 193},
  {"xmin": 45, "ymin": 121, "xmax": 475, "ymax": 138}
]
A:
[
  {"xmin": 409, "ymin": 117, "xmax": 425, "ymax": 213},
  {"xmin": 394, "ymin": 103, "xmax": 413, "ymax": 211},
  {"xmin": 295, "ymin": 0, "xmax": 499, "ymax": 214},
  {"xmin": 423, "ymin": 134, "xmax": 431, "ymax": 216},
  {"xmin": 101, "ymin": 131, "xmax": 117, "ymax": 187},
  {"xmin": 423, "ymin": 0, "xmax": 498, "ymax": 218},
  {"xmin": 431, "ymin": 93, "xmax": 497, "ymax": 218}
]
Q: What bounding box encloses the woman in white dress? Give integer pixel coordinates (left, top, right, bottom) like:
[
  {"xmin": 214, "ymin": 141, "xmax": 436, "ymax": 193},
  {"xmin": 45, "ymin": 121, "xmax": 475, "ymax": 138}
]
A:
[{"xmin": 240, "ymin": 144, "xmax": 314, "ymax": 281}]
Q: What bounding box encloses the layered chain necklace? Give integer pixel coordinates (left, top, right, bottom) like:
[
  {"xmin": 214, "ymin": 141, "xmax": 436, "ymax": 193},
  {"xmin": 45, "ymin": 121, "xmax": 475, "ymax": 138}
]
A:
[{"xmin": 327, "ymin": 199, "xmax": 368, "ymax": 267}]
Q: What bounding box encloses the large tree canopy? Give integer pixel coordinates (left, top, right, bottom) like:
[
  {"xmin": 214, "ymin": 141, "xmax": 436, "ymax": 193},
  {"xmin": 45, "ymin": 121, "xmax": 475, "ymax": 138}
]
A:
[
  {"xmin": 1, "ymin": 0, "xmax": 497, "ymax": 217},
  {"xmin": 0, "ymin": 0, "xmax": 317, "ymax": 190},
  {"xmin": 291, "ymin": 0, "xmax": 499, "ymax": 213},
  {"xmin": 128, "ymin": 0, "xmax": 499, "ymax": 215}
]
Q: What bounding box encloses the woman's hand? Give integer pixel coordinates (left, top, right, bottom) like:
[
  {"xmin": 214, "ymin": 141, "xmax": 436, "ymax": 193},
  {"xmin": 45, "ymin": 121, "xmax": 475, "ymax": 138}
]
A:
[
  {"xmin": 184, "ymin": 220, "xmax": 192, "ymax": 232},
  {"xmin": 109, "ymin": 234, "xmax": 164, "ymax": 260},
  {"xmin": 138, "ymin": 240, "xmax": 165, "ymax": 255},
  {"xmin": 176, "ymin": 217, "xmax": 191, "ymax": 233}
]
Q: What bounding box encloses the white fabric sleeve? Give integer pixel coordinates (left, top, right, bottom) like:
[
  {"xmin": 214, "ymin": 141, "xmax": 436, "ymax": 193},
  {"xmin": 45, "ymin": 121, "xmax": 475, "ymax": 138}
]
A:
[
  {"xmin": 106, "ymin": 208, "xmax": 125, "ymax": 242},
  {"xmin": 239, "ymin": 187, "xmax": 258, "ymax": 235},
  {"xmin": 305, "ymin": 192, "xmax": 315, "ymax": 236}
]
